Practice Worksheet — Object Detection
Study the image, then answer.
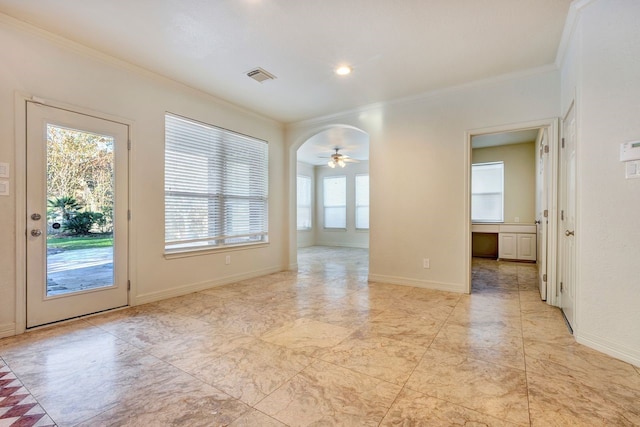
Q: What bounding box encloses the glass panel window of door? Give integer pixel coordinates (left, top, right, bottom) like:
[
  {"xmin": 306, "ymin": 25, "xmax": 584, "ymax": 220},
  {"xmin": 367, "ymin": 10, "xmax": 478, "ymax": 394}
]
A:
[
  {"xmin": 46, "ymin": 125, "xmax": 115, "ymax": 296},
  {"xmin": 471, "ymin": 162, "xmax": 504, "ymax": 223}
]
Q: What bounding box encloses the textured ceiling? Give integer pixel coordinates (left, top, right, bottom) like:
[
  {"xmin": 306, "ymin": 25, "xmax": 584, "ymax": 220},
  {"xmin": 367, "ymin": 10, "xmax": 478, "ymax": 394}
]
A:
[{"xmin": 0, "ymin": 0, "xmax": 572, "ymax": 123}]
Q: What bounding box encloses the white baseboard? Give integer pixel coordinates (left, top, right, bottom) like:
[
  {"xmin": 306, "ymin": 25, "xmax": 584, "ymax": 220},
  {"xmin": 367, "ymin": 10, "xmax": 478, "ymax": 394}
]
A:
[
  {"xmin": 367, "ymin": 274, "xmax": 464, "ymax": 293},
  {"xmin": 134, "ymin": 266, "xmax": 283, "ymax": 306},
  {"xmin": 0, "ymin": 323, "xmax": 16, "ymax": 338},
  {"xmin": 576, "ymin": 330, "xmax": 640, "ymax": 368}
]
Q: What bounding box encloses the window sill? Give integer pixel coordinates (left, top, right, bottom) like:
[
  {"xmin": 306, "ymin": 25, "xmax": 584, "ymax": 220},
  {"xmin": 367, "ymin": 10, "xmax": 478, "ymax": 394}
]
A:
[{"xmin": 163, "ymin": 242, "xmax": 269, "ymax": 260}]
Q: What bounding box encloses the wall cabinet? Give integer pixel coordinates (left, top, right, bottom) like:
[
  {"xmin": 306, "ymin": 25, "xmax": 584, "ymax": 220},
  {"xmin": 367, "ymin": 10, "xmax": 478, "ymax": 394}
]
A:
[{"xmin": 499, "ymin": 232, "xmax": 536, "ymax": 261}]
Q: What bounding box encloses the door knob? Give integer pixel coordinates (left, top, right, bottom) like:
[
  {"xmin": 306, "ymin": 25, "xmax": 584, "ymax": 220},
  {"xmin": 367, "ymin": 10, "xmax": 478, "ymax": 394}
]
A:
[
  {"xmin": 30, "ymin": 229, "xmax": 43, "ymax": 237},
  {"xmin": 565, "ymin": 230, "xmax": 574, "ymax": 236}
]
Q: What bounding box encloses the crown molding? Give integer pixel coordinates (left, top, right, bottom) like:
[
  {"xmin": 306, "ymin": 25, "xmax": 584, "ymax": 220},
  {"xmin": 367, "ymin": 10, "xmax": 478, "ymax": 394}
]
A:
[{"xmin": 555, "ymin": 0, "xmax": 598, "ymax": 68}]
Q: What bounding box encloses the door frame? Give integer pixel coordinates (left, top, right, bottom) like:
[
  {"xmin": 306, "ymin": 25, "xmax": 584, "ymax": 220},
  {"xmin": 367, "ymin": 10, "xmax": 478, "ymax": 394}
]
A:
[
  {"xmin": 14, "ymin": 93, "xmax": 136, "ymax": 334},
  {"xmin": 464, "ymin": 118, "xmax": 560, "ymax": 306},
  {"xmin": 536, "ymin": 128, "xmax": 549, "ymax": 300}
]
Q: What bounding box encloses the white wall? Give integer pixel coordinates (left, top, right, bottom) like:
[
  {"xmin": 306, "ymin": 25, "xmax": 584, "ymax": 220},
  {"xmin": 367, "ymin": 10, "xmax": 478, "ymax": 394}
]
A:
[
  {"xmin": 296, "ymin": 161, "xmax": 315, "ymax": 248},
  {"xmin": 472, "ymin": 142, "xmax": 537, "ymax": 224},
  {"xmin": 0, "ymin": 17, "xmax": 287, "ymax": 335},
  {"xmin": 560, "ymin": 0, "xmax": 640, "ymax": 365},
  {"xmin": 288, "ymin": 69, "xmax": 559, "ymax": 292},
  {"xmin": 315, "ymin": 161, "xmax": 370, "ymax": 249}
]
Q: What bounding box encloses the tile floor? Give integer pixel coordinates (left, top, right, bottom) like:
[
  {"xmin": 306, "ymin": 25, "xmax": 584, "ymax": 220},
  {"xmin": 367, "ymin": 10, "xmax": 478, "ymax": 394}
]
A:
[
  {"xmin": 0, "ymin": 357, "xmax": 56, "ymax": 427},
  {"xmin": 0, "ymin": 246, "xmax": 639, "ymax": 426}
]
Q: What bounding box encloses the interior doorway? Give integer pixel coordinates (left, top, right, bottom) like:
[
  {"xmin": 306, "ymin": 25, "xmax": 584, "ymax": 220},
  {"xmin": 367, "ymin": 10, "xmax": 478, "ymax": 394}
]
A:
[
  {"xmin": 467, "ymin": 119, "xmax": 559, "ymax": 305},
  {"xmin": 24, "ymin": 101, "xmax": 129, "ymax": 328},
  {"xmin": 294, "ymin": 126, "xmax": 370, "ymax": 271}
]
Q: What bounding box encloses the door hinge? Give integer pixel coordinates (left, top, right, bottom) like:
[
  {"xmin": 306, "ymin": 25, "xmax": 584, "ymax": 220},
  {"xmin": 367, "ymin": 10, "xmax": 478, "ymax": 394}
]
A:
[
  {"xmin": 543, "ymin": 209, "xmax": 548, "ymax": 218},
  {"xmin": 561, "ymin": 138, "xmax": 565, "ymax": 148},
  {"xmin": 560, "ymin": 282, "xmax": 564, "ymax": 292},
  {"xmin": 561, "ymin": 210, "xmax": 564, "ymax": 220},
  {"xmin": 127, "ymin": 210, "xmax": 131, "ymax": 220},
  {"xmin": 127, "ymin": 139, "xmax": 131, "ymax": 150},
  {"xmin": 544, "ymin": 145, "xmax": 549, "ymax": 153},
  {"xmin": 543, "ymin": 273, "xmax": 547, "ymax": 282},
  {"xmin": 127, "ymin": 280, "xmax": 131, "ymax": 290}
]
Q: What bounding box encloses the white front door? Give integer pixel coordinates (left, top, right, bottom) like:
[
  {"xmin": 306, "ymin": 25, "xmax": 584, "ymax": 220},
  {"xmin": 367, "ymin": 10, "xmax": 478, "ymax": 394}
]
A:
[
  {"xmin": 26, "ymin": 101, "xmax": 129, "ymax": 328},
  {"xmin": 536, "ymin": 128, "xmax": 549, "ymax": 300},
  {"xmin": 559, "ymin": 103, "xmax": 577, "ymax": 330}
]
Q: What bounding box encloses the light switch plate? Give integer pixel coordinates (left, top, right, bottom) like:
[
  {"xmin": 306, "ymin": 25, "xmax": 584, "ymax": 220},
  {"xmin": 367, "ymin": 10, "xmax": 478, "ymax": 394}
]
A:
[
  {"xmin": 0, "ymin": 180, "xmax": 9, "ymax": 196},
  {"xmin": 625, "ymin": 160, "xmax": 640, "ymax": 179},
  {"xmin": 0, "ymin": 163, "xmax": 9, "ymax": 178}
]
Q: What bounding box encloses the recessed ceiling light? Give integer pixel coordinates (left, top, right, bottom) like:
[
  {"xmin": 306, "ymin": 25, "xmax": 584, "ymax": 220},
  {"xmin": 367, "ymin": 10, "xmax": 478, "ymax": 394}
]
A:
[{"xmin": 335, "ymin": 66, "xmax": 352, "ymax": 76}]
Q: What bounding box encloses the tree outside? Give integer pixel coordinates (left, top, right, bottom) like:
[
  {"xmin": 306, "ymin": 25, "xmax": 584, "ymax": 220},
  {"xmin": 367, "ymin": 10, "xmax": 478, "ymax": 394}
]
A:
[{"xmin": 46, "ymin": 125, "xmax": 114, "ymax": 249}]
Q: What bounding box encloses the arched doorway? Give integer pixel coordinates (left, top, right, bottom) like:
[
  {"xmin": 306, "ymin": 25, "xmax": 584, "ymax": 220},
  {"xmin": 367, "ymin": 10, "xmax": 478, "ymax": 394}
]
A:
[{"xmin": 290, "ymin": 125, "xmax": 370, "ymax": 273}]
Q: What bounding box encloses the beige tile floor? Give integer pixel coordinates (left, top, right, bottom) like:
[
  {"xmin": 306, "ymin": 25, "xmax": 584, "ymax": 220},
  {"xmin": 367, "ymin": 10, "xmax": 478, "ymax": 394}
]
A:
[{"xmin": 1, "ymin": 246, "xmax": 639, "ymax": 426}]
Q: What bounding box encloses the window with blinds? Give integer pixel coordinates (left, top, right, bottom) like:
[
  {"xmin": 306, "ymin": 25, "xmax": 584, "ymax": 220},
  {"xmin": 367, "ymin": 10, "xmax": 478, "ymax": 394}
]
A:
[
  {"xmin": 355, "ymin": 174, "xmax": 369, "ymax": 229},
  {"xmin": 471, "ymin": 161, "xmax": 504, "ymax": 222},
  {"xmin": 323, "ymin": 176, "xmax": 346, "ymax": 228},
  {"xmin": 164, "ymin": 114, "xmax": 268, "ymax": 252}
]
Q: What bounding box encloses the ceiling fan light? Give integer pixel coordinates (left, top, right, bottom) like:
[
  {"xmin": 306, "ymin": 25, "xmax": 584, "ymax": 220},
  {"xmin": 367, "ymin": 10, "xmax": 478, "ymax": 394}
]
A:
[
  {"xmin": 338, "ymin": 159, "xmax": 346, "ymax": 167},
  {"xmin": 328, "ymin": 160, "xmax": 336, "ymax": 168}
]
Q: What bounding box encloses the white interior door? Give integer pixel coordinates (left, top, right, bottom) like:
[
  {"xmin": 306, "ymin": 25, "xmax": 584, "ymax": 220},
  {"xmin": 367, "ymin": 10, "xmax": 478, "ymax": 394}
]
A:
[
  {"xmin": 559, "ymin": 103, "xmax": 577, "ymax": 330},
  {"xmin": 536, "ymin": 128, "xmax": 549, "ymax": 300},
  {"xmin": 26, "ymin": 101, "xmax": 129, "ymax": 328}
]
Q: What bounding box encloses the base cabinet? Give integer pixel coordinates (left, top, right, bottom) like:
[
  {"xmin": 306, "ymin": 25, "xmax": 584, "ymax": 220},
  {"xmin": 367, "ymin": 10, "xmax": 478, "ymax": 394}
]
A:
[
  {"xmin": 499, "ymin": 232, "xmax": 536, "ymax": 261},
  {"xmin": 498, "ymin": 233, "xmax": 517, "ymax": 259}
]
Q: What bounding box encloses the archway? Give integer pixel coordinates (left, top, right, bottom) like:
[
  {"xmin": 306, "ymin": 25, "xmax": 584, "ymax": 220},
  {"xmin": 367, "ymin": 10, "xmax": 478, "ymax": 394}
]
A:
[{"xmin": 289, "ymin": 125, "xmax": 370, "ymax": 271}]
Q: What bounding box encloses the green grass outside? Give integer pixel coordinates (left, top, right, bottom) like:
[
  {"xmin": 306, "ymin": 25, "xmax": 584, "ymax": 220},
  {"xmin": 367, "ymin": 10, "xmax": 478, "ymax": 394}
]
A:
[{"xmin": 47, "ymin": 234, "xmax": 113, "ymax": 250}]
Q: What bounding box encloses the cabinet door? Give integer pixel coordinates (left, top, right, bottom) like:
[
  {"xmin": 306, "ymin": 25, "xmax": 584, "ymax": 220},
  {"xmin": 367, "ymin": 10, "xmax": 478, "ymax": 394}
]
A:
[
  {"xmin": 517, "ymin": 233, "xmax": 537, "ymax": 261},
  {"xmin": 499, "ymin": 233, "xmax": 517, "ymax": 259}
]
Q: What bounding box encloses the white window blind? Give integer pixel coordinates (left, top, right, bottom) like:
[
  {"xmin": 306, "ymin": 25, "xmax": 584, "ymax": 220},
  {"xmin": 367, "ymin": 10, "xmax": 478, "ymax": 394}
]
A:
[
  {"xmin": 323, "ymin": 176, "xmax": 346, "ymax": 228},
  {"xmin": 297, "ymin": 175, "xmax": 312, "ymax": 230},
  {"xmin": 472, "ymin": 162, "xmax": 504, "ymax": 222},
  {"xmin": 165, "ymin": 114, "xmax": 268, "ymax": 252},
  {"xmin": 355, "ymin": 174, "xmax": 369, "ymax": 229}
]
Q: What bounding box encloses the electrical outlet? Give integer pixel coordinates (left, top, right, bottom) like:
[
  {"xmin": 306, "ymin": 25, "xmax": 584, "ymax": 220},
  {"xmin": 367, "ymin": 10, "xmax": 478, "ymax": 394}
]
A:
[
  {"xmin": 423, "ymin": 258, "xmax": 430, "ymax": 269},
  {"xmin": 225, "ymin": 255, "xmax": 231, "ymax": 265}
]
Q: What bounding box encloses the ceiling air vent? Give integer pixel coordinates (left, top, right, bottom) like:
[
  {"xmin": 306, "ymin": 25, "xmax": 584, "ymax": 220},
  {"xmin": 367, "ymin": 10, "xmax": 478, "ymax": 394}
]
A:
[{"xmin": 247, "ymin": 67, "xmax": 277, "ymax": 83}]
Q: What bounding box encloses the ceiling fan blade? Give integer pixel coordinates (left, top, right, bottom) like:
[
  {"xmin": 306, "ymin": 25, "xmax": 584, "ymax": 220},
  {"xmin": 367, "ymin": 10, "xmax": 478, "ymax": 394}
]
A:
[{"xmin": 344, "ymin": 158, "xmax": 359, "ymax": 163}]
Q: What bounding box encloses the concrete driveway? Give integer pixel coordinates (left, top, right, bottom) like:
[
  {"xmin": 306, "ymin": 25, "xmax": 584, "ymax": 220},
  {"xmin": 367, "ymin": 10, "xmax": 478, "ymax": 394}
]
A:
[{"xmin": 47, "ymin": 247, "xmax": 113, "ymax": 295}]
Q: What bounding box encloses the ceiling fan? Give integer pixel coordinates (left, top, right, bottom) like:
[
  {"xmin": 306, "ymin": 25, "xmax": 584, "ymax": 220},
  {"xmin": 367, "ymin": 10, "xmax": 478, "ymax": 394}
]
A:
[{"xmin": 322, "ymin": 148, "xmax": 359, "ymax": 168}]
